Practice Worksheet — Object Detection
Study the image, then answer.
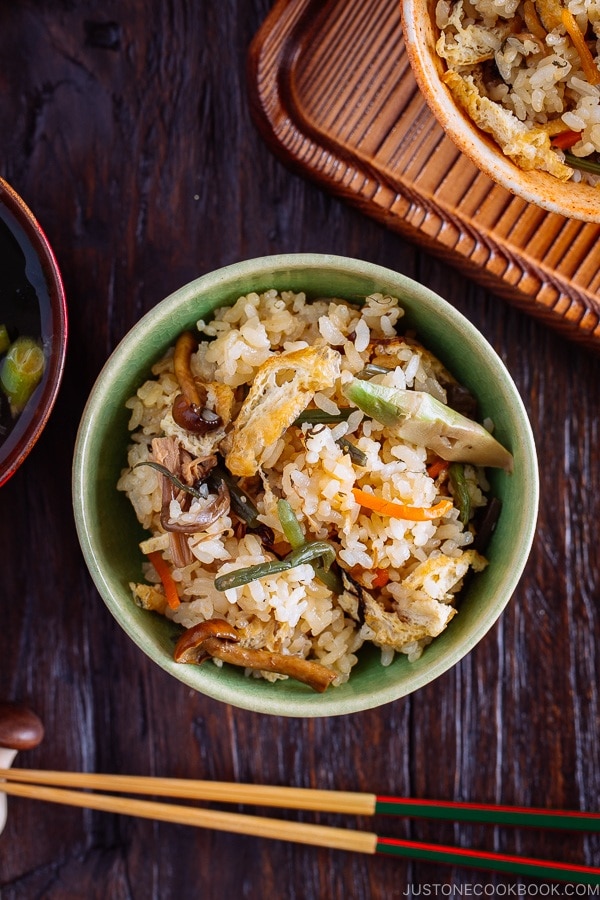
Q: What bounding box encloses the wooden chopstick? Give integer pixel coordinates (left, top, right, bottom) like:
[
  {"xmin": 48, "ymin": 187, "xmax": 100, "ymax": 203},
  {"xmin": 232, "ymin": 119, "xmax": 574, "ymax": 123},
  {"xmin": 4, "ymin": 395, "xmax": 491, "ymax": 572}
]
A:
[
  {"xmin": 0, "ymin": 769, "xmax": 600, "ymax": 884},
  {"xmin": 2, "ymin": 768, "xmax": 600, "ymax": 831},
  {"xmin": 0, "ymin": 768, "xmax": 373, "ymax": 814},
  {"xmin": 0, "ymin": 778, "xmax": 374, "ymax": 852},
  {"xmin": 1, "ymin": 771, "xmax": 600, "ymax": 883}
]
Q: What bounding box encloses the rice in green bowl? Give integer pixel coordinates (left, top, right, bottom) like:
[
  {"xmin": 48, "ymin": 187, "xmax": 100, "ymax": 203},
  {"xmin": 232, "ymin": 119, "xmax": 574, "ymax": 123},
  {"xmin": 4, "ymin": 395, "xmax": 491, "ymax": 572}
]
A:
[
  {"xmin": 72, "ymin": 254, "xmax": 538, "ymax": 716},
  {"xmin": 116, "ymin": 288, "xmax": 509, "ymax": 691}
]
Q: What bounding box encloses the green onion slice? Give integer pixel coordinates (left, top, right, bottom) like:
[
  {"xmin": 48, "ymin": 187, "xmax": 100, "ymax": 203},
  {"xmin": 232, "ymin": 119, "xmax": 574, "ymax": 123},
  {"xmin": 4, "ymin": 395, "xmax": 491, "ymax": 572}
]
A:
[
  {"xmin": 337, "ymin": 436, "xmax": 368, "ymax": 466},
  {"xmin": 0, "ymin": 336, "xmax": 45, "ymax": 415},
  {"xmin": 0, "ymin": 325, "xmax": 10, "ymax": 356},
  {"xmin": 286, "ymin": 541, "xmax": 336, "ymax": 573}
]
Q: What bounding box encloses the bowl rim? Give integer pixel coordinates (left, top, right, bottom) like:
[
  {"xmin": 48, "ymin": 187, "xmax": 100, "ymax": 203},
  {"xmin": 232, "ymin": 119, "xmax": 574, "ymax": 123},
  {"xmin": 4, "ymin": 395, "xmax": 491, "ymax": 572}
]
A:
[
  {"xmin": 72, "ymin": 253, "xmax": 539, "ymax": 716},
  {"xmin": 0, "ymin": 177, "xmax": 68, "ymax": 487},
  {"xmin": 401, "ymin": 0, "xmax": 600, "ymax": 223}
]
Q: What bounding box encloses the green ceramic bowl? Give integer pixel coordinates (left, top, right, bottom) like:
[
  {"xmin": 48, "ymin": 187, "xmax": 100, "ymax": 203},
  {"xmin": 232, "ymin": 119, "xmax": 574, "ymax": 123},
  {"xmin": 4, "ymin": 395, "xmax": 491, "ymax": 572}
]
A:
[{"xmin": 72, "ymin": 254, "xmax": 538, "ymax": 717}]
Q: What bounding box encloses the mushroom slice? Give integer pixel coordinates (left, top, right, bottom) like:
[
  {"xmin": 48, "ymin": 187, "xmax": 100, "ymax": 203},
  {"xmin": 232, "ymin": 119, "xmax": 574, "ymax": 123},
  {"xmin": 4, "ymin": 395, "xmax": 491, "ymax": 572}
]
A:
[
  {"xmin": 174, "ymin": 619, "xmax": 239, "ymax": 661},
  {"xmin": 173, "ymin": 619, "xmax": 336, "ymax": 693},
  {"xmin": 151, "ymin": 437, "xmax": 193, "ymax": 566},
  {"xmin": 162, "ymin": 481, "xmax": 230, "ymax": 534},
  {"xmin": 223, "ymin": 345, "xmax": 341, "ymax": 478},
  {"xmin": 172, "ymin": 331, "xmax": 223, "ymax": 436},
  {"xmin": 148, "ymin": 438, "xmax": 230, "ymax": 569}
]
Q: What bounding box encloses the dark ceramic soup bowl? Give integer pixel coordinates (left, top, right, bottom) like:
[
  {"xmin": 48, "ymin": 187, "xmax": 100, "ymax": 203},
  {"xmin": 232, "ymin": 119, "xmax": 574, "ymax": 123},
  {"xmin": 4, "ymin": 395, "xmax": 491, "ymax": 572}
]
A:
[{"xmin": 0, "ymin": 178, "xmax": 67, "ymax": 487}]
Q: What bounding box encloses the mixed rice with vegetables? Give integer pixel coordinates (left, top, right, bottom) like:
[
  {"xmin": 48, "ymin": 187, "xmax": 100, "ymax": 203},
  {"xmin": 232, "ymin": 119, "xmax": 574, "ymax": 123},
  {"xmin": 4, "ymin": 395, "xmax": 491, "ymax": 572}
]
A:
[
  {"xmin": 435, "ymin": 0, "xmax": 600, "ymax": 181},
  {"xmin": 117, "ymin": 289, "xmax": 512, "ymax": 692}
]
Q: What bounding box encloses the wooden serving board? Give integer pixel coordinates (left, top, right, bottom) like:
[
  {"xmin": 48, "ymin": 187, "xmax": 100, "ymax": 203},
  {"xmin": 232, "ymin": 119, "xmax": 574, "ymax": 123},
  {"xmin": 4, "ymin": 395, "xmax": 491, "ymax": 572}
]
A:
[{"xmin": 248, "ymin": 0, "xmax": 600, "ymax": 350}]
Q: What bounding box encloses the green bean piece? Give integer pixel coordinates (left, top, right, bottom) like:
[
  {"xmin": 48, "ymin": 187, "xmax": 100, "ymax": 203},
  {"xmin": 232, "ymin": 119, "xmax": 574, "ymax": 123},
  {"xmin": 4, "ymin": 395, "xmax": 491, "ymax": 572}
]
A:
[
  {"xmin": 293, "ymin": 408, "xmax": 353, "ymax": 425},
  {"xmin": 286, "ymin": 540, "xmax": 343, "ymax": 594},
  {"xmin": 277, "ymin": 500, "xmax": 343, "ymax": 593},
  {"xmin": 0, "ymin": 336, "xmax": 45, "ymax": 416},
  {"xmin": 0, "ymin": 325, "xmax": 10, "ymax": 355},
  {"xmin": 448, "ymin": 463, "xmax": 471, "ymax": 526},
  {"xmin": 312, "ymin": 564, "xmax": 344, "ymax": 595},
  {"xmin": 277, "ymin": 498, "xmax": 305, "ymax": 549},
  {"xmin": 212, "ymin": 464, "xmax": 260, "ymax": 526},
  {"xmin": 214, "ymin": 558, "xmax": 293, "ymax": 591},
  {"xmin": 286, "ymin": 540, "xmax": 337, "ymax": 573},
  {"xmin": 564, "ymin": 152, "xmax": 600, "ymax": 175},
  {"xmin": 214, "ymin": 540, "xmax": 339, "ymax": 592},
  {"xmin": 336, "ymin": 436, "xmax": 368, "ymax": 466}
]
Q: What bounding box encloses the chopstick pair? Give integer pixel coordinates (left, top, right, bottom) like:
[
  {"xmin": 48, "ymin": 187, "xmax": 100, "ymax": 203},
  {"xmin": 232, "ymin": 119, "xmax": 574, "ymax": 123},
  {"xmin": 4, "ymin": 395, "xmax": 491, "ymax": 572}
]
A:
[{"xmin": 1, "ymin": 768, "xmax": 599, "ymax": 884}]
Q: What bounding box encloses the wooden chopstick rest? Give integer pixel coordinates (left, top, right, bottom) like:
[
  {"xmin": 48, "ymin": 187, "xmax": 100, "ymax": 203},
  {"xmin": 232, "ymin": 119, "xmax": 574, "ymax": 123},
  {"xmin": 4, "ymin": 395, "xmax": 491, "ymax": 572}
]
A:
[
  {"xmin": 0, "ymin": 703, "xmax": 45, "ymax": 752},
  {"xmin": 0, "ymin": 702, "xmax": 45, "ymax": 835}
]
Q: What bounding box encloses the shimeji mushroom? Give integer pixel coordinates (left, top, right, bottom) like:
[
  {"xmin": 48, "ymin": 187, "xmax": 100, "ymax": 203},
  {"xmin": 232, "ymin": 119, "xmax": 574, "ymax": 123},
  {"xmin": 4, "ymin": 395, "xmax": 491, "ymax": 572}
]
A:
[
  {"xmin": 173, "ymin": 620, "xmax": 336, "ymax": 693},
  {"xmin": 171, "ymin": 331, "xmax": 222, "ymax": 435}
]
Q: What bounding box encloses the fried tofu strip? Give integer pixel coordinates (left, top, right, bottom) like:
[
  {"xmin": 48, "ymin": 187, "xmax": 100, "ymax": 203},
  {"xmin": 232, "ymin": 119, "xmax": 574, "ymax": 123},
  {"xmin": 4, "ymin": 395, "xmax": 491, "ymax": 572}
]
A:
[
  {"xmin": 224, "ymin": 346, "xmax": 341, "ymax": 477},
  {"xmin": 443, "ymin": 70, "xmax": 574, "ymax": 181}
]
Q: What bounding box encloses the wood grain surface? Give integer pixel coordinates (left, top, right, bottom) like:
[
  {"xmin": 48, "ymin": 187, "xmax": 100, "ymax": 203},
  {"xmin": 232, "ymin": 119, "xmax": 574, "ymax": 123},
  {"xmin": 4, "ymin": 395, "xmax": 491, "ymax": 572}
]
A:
[{"xmin": 0, "ymin": 1, "xmax": 599, "ymax": 897}]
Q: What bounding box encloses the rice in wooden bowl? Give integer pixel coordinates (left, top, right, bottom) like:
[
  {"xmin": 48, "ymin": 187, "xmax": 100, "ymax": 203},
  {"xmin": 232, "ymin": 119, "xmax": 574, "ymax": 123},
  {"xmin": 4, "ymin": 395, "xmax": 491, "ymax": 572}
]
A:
[
  {"xmin": 402, "ymin": 0, "xmax": 600, "ymax": 220},
  {"xmin": 72, "ymin": 254, "xmax": 538, "ymax": 717}
]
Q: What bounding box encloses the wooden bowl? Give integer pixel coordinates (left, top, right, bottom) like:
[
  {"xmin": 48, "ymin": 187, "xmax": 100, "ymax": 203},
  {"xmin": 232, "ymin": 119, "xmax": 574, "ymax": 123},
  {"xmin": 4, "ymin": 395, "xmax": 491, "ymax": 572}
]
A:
[
  {"xmin": 0, "ymin": 178, "xmax": 68, "ymax": 487},
  {"xmin": 401, "ymin": 0, "xmax": 600, "ymax": 222}
]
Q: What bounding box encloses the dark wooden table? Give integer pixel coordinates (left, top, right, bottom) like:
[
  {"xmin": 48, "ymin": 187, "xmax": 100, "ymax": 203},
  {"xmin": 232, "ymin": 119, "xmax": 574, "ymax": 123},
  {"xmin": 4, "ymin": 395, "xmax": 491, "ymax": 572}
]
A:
[{"xmin": 1, "ymin": 2, "xmax": 599, "ymax": 897}]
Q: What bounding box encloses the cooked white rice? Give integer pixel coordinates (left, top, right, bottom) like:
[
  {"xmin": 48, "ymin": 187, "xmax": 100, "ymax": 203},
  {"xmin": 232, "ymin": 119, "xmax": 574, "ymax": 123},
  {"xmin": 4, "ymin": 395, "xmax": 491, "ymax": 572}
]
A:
[
  {"xmin": 117, "ymin": 290, "xmax": 490, "ymax": 687},
  {"xmin": 435, "ymin": 0, "xmax": 600, "ymax": 182}
]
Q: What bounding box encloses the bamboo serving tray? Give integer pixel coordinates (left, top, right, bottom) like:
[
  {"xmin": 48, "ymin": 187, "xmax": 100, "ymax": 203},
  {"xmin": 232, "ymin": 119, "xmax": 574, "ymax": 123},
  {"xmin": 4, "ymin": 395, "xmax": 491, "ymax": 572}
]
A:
[{"xmin": 248, "ymin": 0, "xmax": 600, "ymax": 349}]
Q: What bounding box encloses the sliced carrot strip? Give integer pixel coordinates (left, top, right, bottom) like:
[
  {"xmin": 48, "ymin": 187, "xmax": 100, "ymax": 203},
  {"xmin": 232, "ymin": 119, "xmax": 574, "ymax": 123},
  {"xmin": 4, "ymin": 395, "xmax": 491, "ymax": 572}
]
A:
[
  {"xmin": 370, "ymin": 568, "xmax": 391, "ymax": 589},
  {"xmin": 348, "ymin": 564, "xmax": 391, "ymax": 589},
  {"xmin": 427, "ymin": 459, "xmax": 449, "ymax": 479},
  {"xmin": 352, "ymin": 487, "xmax": 453, "ymax": 521},
  {"xmin": 147, "ymin": 550, "xmax": 181, "ymax": 609},
  {"xmin": 524, "ymin": 0, "xmax": 548, "ymax": 39},
  {"xmin": 551, "ymin": 130, "xmax": 583, "ymax": 149},
  {"xmin": 561, "ymin": 9, "xmax": 600, "ymax": 86}
]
